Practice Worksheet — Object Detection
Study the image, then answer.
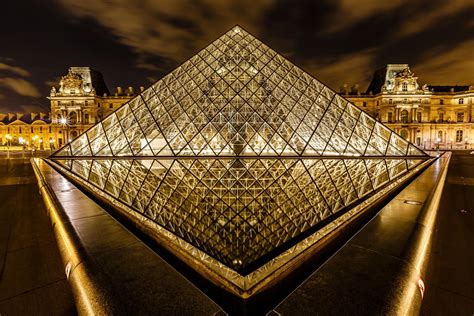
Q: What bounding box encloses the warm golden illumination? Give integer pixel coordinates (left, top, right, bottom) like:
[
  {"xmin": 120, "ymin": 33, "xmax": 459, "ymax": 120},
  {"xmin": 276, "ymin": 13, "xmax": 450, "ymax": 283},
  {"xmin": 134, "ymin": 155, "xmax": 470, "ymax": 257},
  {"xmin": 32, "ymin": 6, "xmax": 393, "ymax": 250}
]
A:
[{"xmin": 48, "ymin": 25, "xmax": 429, "ymax": 295}]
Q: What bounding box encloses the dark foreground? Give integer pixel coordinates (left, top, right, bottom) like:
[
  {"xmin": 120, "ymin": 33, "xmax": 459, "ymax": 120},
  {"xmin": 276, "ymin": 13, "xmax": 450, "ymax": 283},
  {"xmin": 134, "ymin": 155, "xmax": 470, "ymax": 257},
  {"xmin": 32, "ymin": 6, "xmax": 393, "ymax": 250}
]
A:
[
  {"xmin": 0, "ymin": 151, "xmax": 473, "ymax": 315},
  {"xmin": 0, "ymin": 156, "xmax": 76, "ymax": 315},
  {"xmin": 421, "ymin": 151, "xmax": 474, "ymax": 315}
]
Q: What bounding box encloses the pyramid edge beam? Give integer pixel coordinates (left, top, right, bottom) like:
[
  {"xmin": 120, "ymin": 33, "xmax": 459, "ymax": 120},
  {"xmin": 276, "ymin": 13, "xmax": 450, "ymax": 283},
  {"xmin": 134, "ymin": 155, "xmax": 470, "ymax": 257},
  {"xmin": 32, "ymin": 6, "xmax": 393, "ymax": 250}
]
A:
[{"xmin": 48, "ymin": 155, "xmax": 432, "ymax": 160}]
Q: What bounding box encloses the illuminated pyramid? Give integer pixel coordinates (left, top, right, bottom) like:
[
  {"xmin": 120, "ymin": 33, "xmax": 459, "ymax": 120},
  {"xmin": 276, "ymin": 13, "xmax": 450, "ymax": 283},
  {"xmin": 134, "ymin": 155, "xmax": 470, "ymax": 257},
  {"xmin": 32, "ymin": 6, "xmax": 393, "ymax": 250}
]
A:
[{"xmin": 49, "ymin": 26, "xmax": 428, "ymax": 295}]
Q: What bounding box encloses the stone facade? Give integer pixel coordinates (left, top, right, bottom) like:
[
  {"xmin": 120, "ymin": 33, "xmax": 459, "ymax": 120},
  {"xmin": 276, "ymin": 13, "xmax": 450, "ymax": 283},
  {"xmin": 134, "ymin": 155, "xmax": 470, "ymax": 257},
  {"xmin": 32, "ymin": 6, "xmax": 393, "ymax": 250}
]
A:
[
  {"xmin": 1, "ymin": 64, "xmax": 472, "ymax": 151},
  {"xmin": 344, "ymin": 64, "xmax": 474, "ymax": 150},
  {"xmin": 0, "ymin": 67, "xmax": 137, "ymax": 150},
  {"xmin": 49, "ymin": 67, "xmax": 141, "ymax": 147},
  {"xmin": 0, "ymin": 112, "xmax": 55, "ymax": 150}
]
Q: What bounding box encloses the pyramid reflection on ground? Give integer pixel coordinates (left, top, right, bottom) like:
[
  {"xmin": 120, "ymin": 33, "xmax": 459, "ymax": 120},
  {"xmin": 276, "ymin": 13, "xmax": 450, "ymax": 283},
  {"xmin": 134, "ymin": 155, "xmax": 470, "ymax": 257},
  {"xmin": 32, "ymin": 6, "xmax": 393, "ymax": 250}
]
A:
[{"xmin": 49, "ymin": 26, "xmax": 429, "ymax": 292}]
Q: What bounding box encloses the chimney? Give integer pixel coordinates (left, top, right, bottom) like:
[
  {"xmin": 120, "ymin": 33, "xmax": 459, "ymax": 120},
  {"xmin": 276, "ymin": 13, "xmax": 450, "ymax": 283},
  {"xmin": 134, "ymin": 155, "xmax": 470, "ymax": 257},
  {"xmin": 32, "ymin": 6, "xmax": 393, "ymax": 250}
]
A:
[
  {"xmin": 117, "ymin": 86, "xmax": 123, "ymax": 95},
  {"xmin": 450, "ymin": 87, "xmax": 454, "ymax": 93},
  {"xmin": 128, "ymin": 86, "xmax": 134, "ymax": 94},
  {"xmin": 140, "ymin": 86, "xmax": 145, "ymax": 92}
]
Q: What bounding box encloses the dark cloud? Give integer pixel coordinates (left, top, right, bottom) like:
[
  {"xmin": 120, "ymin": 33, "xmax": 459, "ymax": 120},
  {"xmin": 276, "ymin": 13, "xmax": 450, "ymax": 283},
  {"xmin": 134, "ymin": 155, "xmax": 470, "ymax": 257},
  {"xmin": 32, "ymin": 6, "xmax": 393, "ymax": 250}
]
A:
[{"xmin": 0, "ymin": 0, "xmax": 472, "ymax": 112}]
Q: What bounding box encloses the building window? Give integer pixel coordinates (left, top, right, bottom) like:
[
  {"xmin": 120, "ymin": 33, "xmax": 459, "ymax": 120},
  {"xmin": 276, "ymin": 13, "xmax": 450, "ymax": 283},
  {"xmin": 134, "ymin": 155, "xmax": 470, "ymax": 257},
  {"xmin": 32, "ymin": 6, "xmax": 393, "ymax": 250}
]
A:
[
  {"xmin": 400, "ymin": 129, "xmax": 408, "ymax": 140},
  {"xmin": 84, "ymin": 113, "xmax": 89, "ymax": 124},
  {"xmin": 417, "ymin": 112, "xmax": 422, "ymax": 122},
  {"xmin": 19, "ymin": 127, "xmax": 22, "ymax": 133},
  {"xmin": 40, "ymin": 127, "xmax": 43, "ymax": 132},
  {"xmin": 401, "ymin": 110, "xmax": 409, "ymax": 123},
  {"xmin": 363, "ymin": 101, "xmax": 367, "ymax": 107},
  {"xmin": 456, "ymin": 130, "xmax": 463, "ymax": 142},
  {"xmin": 49, "ymin": 126, "xmax": 52, "ymax": 133},
  {"xmin": 457, "ymin": 112, "xmax": 464, "ymax": 122},
  {"xmin": 389, "ymin": 99, "xmax": 392, "ymax": 104},
  {"xmin": 31, "ymin": 127, "xmax": 33, "ymax": 133},
  {"xmin": 440, "ymin": 99, "xmax": 444, "ymax": 105},
  {"xmin": 459, "ymin": 98, "xmax": 464, "ymax": 104},
  {"xmin": 438, "ymin": 130, "xmax": 443, "ymax": 143},
  {"xmin": 439, "ymin": 113, "xmax": 444, "ymax": 122},
  {"xmin": 388, "ymin": 112, "xmax": 393, "ymax": 122},
  {"xmin": 69, "ymin": 111, "xmax": 77, "ymax": 124},
  {"xmin": 402, "ymin": 82, "xmax": 408, "ymax": 91}
]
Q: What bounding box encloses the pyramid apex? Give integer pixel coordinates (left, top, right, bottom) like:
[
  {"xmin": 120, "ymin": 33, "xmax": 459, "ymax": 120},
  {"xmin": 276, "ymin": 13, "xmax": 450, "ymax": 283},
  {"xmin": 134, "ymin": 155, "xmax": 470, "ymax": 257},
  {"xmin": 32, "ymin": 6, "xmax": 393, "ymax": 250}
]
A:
[{"xmin": 231, "ymin": 25, "xmax": 242, "ymax": 33}]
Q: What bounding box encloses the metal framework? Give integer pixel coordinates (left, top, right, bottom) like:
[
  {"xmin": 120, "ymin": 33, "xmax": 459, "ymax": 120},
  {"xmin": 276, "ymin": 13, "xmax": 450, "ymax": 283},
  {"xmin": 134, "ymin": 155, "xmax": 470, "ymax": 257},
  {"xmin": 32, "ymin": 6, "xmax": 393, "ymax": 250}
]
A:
[{"xmin": 49, "ymin": 26, "xmax": 429, "ymax": 294}]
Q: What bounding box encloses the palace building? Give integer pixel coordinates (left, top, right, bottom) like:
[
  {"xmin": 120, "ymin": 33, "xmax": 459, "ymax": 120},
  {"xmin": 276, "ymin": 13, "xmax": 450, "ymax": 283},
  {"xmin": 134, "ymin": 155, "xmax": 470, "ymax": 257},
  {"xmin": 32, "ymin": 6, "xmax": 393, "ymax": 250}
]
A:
[
  {"xmin": 0, "ymin": 67, "xmax": 137, "ymax": 149},
  {"xmin": 344, "ymin": 64, "xmax": 474, "ymax": 150},
  {"xmin": 1, "ymin": 64, "xmax": 472, "ymax": 150},
  {"xmin": 49, "ymin": 67, "xmax": 143, "ymax": 147}
]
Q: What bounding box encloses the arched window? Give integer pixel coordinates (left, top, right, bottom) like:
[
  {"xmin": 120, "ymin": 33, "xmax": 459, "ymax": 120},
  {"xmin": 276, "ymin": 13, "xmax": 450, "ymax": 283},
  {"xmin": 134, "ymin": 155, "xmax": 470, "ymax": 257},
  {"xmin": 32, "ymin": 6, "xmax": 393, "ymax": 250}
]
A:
[
  {"xmin": 401, "ymin": 110, "xmax": 409, "ymax": 123},
  {"xmin": 69, "ymin": 111, "xmax": 77, "ymax": 124},
  {"xmin": 402, "ymin": 82, "xmax": 408, "ymax": 91},
  {"xmin": 456, "ymin": 130, "xmax": 463, "ymax": 142},
  {"xmin": 437, "ymin": 130, "xmax": 443, "ymax": 143},
  {"xmin": 400, "ymin": 129, "xmax": 408, "ymax": 140}
]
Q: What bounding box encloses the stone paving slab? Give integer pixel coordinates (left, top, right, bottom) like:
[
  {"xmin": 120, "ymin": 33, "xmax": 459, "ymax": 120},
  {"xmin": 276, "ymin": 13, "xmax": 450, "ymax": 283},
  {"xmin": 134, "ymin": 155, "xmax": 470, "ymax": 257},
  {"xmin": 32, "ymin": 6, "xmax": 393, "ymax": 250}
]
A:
[{"xmin": 0, "ymin": 158, "xmax": 76, "ymax": 315}]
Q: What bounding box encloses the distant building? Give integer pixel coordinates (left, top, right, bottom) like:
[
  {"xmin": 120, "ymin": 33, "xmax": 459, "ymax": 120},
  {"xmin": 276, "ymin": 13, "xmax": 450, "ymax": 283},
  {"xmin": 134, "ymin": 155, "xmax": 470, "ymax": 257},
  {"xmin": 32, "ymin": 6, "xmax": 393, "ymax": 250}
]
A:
[
  {"xmin": 2, "ymin": 64, "xmax": 472, "ymax": 151},
  {"xmin": 0, "ymin": 67, "xmax": 139, "ymax": 149},
  {"xmin": 0, "ymin": 112, "xmax": 54, "ymax": 149},
  {"xmin": 343, "ymin": 64, "xmax": 474, "ymax": 149},
  {"xmin": 49, "ymin": 67, "xmax": 142, "ymax": 147}
]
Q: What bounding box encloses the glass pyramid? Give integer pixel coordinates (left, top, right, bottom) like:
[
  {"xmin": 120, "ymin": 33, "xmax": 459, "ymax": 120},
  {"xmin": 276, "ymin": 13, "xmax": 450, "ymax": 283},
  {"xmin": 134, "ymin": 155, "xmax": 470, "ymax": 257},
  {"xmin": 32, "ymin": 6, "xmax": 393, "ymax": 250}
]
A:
[{"xmin": 49, "ymin": 26, "xmax": 429, "ymax": 294}]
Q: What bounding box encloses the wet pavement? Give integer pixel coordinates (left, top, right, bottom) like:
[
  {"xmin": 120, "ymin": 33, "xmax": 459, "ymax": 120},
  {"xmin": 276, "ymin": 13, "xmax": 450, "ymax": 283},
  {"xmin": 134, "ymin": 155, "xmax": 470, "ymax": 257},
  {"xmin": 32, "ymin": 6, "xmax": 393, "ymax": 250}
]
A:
[
  {"xmin": 421, "ymin": 151, "xmax": 474, "ymax": 315},
  {"xmin": 0, "ymin": 156, "xmax": 76, "ymax": 315}
]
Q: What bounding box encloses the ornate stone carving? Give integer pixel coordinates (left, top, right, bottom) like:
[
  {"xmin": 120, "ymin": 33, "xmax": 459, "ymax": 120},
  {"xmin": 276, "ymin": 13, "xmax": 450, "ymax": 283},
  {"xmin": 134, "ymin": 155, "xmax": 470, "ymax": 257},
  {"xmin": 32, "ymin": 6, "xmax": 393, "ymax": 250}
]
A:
[{"xmin": 59, "ymin": 70, "xmax": 84, "ymax": 95}]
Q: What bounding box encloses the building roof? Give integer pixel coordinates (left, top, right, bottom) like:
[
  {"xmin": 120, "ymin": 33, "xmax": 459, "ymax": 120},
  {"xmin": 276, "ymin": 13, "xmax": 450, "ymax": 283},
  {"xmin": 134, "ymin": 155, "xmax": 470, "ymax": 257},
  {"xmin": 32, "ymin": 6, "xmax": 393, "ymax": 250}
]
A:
[
  {"xmin": 0, "ymin": 113, "xmax": 51, "ymax": 125},
  {"xmin": 427, "ymin": 85, "xmax": 471, "ymax": 93},
  {"xmin": 365, "ymin": 67, "xmax": 387, "ymax": 94},
  {"xmin": 69, "ymin": 67, "xmax": 110, "ymax": 96}
]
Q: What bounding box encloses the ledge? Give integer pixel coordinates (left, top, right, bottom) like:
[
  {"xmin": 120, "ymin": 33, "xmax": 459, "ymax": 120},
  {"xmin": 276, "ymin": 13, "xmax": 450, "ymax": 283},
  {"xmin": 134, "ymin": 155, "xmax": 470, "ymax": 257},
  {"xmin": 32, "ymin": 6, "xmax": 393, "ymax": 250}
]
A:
[
  {"xmin": 271, "ymin": 153, "xmax": 450, "ymax": 315},
  {"xmin": 31, "ymin": 158, "xmax": 224, "ymax": 315}
]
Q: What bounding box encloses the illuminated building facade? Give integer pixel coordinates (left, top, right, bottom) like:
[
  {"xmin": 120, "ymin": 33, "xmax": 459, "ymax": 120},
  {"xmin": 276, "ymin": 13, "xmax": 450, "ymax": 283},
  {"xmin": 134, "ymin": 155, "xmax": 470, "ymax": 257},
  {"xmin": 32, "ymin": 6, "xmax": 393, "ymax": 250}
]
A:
[
  {"xmin": 0, "ymin": 112, "xmax": 55, "ymax": 149},
  {"xmin": 48, "ymin": 26, "xmax": 428, "ymax": 297},
  {"xmin": 344, "ymin": 64, "xmax": 474, "ymax": 150},
  {"xmin": 0, "ymin": 67, "xmax": 137, "ymax": 150},
  {"xmin": 49, "ymin": 67, "xmax": 141, "ymax": 147}
]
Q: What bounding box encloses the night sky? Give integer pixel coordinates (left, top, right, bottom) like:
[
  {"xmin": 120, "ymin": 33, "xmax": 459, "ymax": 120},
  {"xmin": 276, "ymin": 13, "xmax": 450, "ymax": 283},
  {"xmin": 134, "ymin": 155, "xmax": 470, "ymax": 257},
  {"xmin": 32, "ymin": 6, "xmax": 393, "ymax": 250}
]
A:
[{"xmin": 1, "ymin": 0, "xmax": 473, "ymax": 113}]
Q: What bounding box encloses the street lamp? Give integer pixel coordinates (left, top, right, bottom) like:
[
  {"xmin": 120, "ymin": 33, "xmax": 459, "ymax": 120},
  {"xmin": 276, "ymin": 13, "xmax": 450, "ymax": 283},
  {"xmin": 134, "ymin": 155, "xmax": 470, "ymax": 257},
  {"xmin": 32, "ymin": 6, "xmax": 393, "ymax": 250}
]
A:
[
  {"xmin": 449, "ymin": 138, "xmax": 453, "ymax": 150},
  {"xmin": 49, "ymin": 138, "xmax": 55, "ymax": 152},
  {"xmin": 5, "ymin": 134, "xmax": 12, "ymax": 158},
  {"xmin": 59, "ymin": 117, "xmax": 69, "ymax": 144},
  {"xmin": 436, "ymin": 137, "xmax": 441, "ymax": 156}
]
